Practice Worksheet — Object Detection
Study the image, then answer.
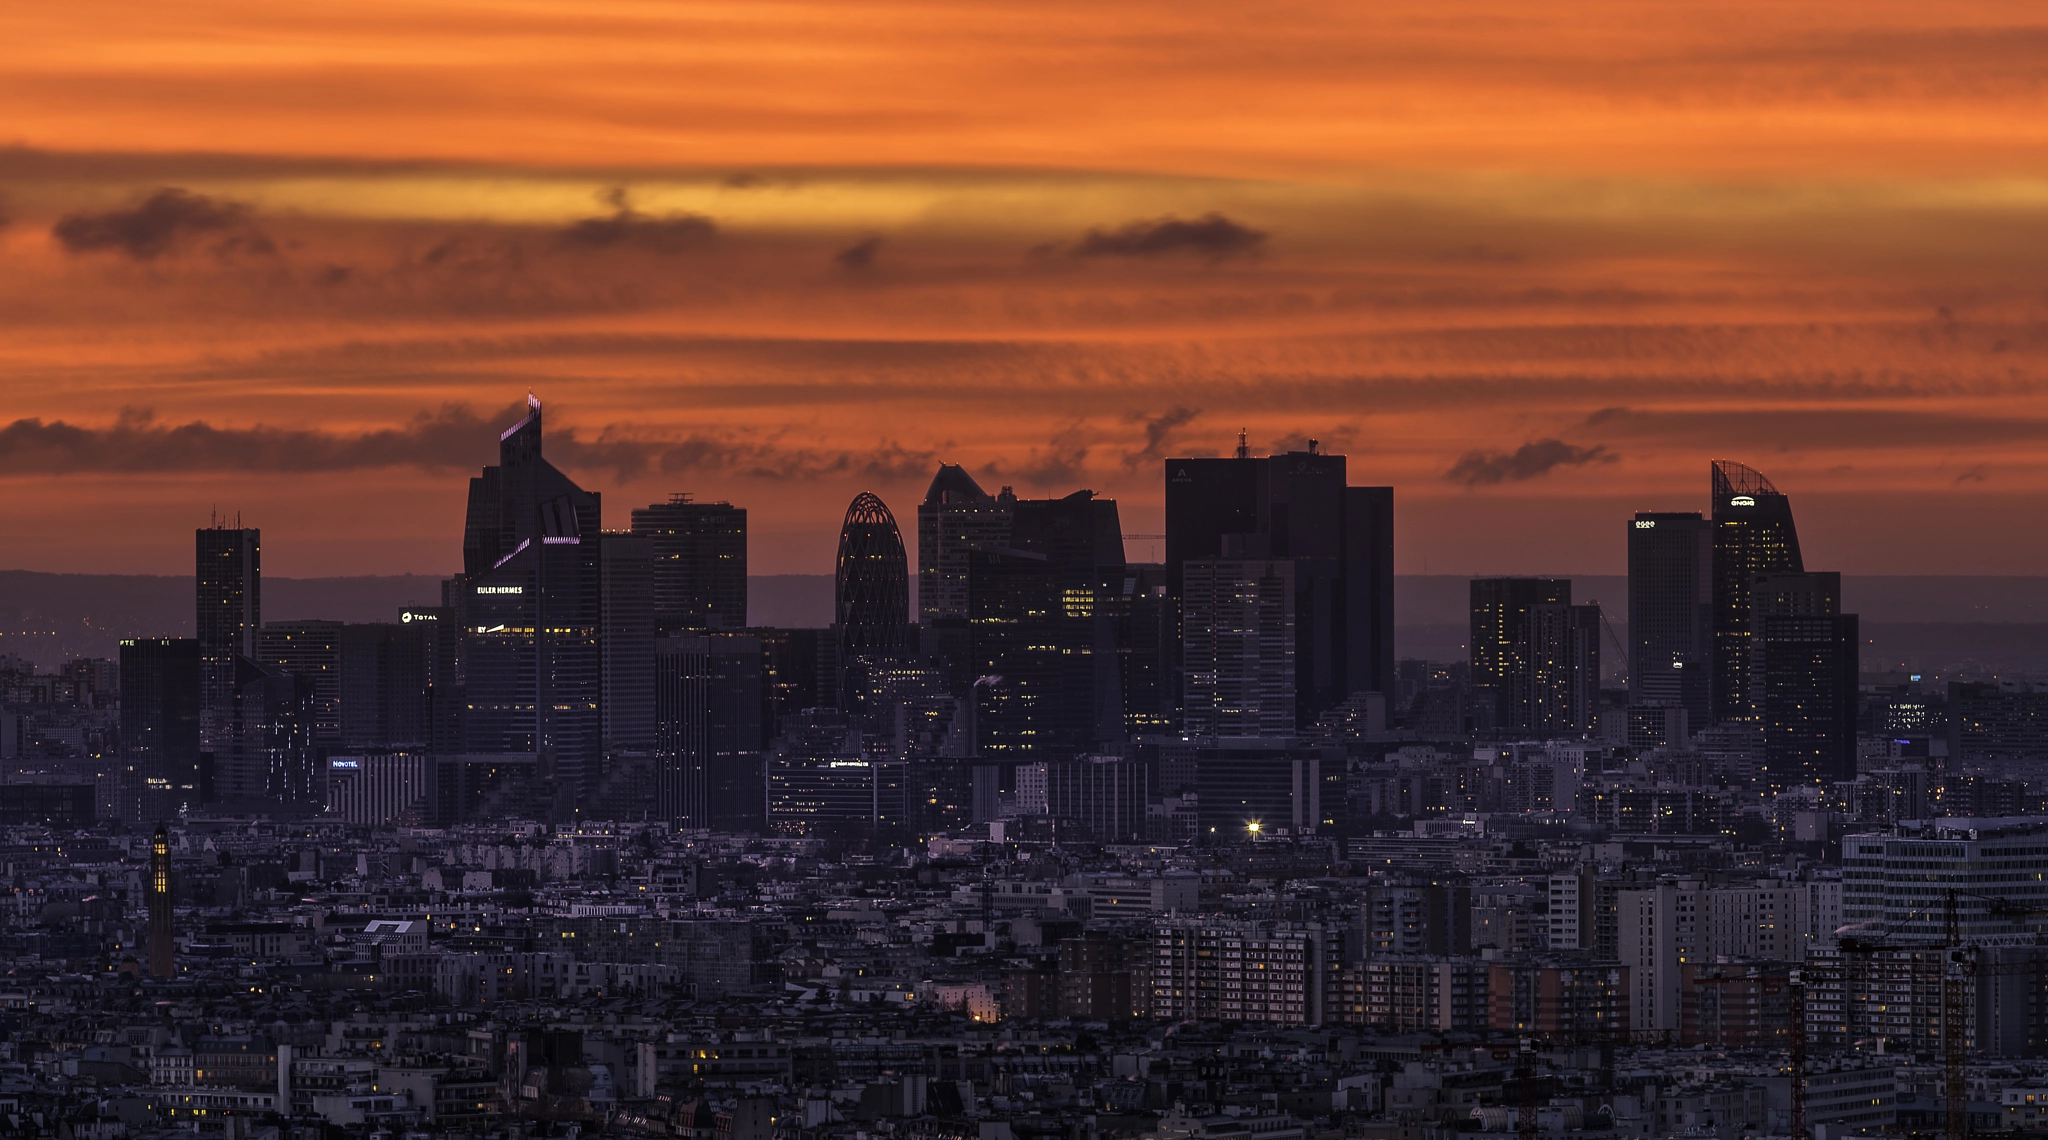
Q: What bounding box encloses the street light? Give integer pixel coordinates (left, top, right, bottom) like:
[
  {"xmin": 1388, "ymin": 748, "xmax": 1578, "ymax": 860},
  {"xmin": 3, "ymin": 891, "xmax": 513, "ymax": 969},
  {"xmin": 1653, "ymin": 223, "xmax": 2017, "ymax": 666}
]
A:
[{"xmin": 1246, "ymin": 820, "xmax": 1262, "ymax": 836}]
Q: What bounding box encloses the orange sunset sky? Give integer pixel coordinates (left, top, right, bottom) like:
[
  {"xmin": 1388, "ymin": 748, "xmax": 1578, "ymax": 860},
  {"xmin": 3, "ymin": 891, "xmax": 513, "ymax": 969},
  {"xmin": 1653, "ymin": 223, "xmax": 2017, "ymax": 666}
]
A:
[{"xmin": 3, "ymin": 0, "xmax": 2047, "ymax": 578}]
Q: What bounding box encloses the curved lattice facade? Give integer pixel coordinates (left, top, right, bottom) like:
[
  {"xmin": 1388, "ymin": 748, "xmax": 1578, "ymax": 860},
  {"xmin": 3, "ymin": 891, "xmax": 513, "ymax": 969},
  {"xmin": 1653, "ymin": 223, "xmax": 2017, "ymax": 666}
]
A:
[{"xmin": 835, "ymin": 491, "xmax": 911, "ymax": 661}]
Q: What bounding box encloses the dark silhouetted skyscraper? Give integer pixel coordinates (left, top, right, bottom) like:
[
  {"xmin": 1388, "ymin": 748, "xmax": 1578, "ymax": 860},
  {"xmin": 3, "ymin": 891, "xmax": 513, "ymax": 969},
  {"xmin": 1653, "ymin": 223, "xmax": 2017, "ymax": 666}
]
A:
[
  {"xmin": 654, "ymin": 635, "xmax": 709, "ymax": 826},
  {"xmin": 968, "ymin": 490, "xmax": 1128, "ymax": 759},
  {"xmin": 1163, "ymin": 439, "xmax": 1393, "ymax": 727},
  {"xmin": 1469, "ymin": 578, "xmax": 1570, "ymax": 732},
  {"xmin": 917, "ymin": 465, "xmax": 1014, "ymax": 695},
  {"xmin": 196, "ymin": 523, "xmax": 259, "ymax": 756},
  {"xmin": 260, "ymin": 620, "xmax": 343, "ymax": 749},
  {"xmin": 119, "ymin": 638, "xmax": 202, "ymax": 822},
  {"xmin": 653, "ymin": 631, "xmax": 767, "ymax": 830},
  {"xmin": 454, "ymin": 395, "xmax": 604, "ymax": 817},
  {"xmin": 600, "ymin": 532, "xmax": 657, "ymax": 749},
  {"xmin": 148, "ymin": 825, "xmax": 174, "ymax": 978},
  {"xmin": 1181, "ymin": 555, "xmax": 1296, "ymax": 737},
  {"xmin": 1710, "ymin": 460, "xmax": 1803, "ymax": 724},
  {"xmin": 228, "ymin": 657, "xmax": 320, "ymax": 809},
  {"xmin": 967, "ymin": 547, "xmax": 1059, "ymax": 762},
  {"xmin": 1471, "ymin": 580, "xmax": 1604, "ymax": 737},
  {"xmin": 1526, "ymin": 600, "xmax": 1602, "ymax": 737},
  {"xmin": 1751, "ymin": 571, "xmax": 1858, "ymax": 789},
  {"xmin": 630, "ymin": 495, "xmax": 747, "ymax": 631},
  {"xmin": 336, "ymin": 621, "xmax": 430, "ymax": 750},
  {"xmin": 1343, "ymin": 485, "xmax": 1397, "ymax": 701},
  {"xmin": 1119, "ymin": 563, "xmax": 1175, "ymax": 735},
  {"xmin": 1628, "ymin": 511, "xmax": 1710, "ymax": 730},
  {"xmin": 834, "ymin": 491, "xmax": 911, "ymax": 705},
  {"xmin": 918, "ymin": 465, "xmax": 1013, "ymax": 623}
]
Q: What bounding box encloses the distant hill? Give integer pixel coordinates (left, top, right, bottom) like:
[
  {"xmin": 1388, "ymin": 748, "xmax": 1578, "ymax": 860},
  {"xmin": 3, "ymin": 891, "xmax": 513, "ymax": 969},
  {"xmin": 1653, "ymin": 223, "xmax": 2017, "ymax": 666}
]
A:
[{"xmin": 4, "ymin": 570, "xmax": 2046, "ymax": 675}]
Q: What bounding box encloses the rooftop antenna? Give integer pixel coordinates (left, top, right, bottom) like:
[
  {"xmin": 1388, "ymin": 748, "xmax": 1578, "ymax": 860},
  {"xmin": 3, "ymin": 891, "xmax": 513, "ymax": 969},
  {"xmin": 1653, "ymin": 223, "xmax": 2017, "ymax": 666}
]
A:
[{"xmin": 1235, "ymin": 429, "xmax": 1250, "ymax": 460}]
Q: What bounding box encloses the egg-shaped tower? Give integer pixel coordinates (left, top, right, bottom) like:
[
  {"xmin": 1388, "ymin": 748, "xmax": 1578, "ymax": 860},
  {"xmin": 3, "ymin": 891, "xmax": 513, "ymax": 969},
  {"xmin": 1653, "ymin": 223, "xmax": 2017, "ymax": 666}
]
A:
[{"xmin": 834, "ymin": 491, "xmax": 912, "ymax": 668}]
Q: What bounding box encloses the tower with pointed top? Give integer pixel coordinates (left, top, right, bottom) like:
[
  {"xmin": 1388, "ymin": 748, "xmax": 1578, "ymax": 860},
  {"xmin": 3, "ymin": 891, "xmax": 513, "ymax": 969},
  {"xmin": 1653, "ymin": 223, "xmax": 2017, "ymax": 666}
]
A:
[{"xmin": 454, "ymin": 394, "xmax": 605, "ymax": 817}]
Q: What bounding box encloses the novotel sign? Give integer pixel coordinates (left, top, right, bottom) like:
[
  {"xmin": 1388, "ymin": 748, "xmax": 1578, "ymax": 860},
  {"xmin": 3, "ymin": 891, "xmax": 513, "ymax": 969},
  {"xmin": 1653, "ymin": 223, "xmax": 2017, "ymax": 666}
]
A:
[
  {"xmin": 329, "ymin": 758, "xmax": 361, "ymax": 770},
  {"xmin": 476, "ymin": 585, "xmax": 524, "ymax": 595}
]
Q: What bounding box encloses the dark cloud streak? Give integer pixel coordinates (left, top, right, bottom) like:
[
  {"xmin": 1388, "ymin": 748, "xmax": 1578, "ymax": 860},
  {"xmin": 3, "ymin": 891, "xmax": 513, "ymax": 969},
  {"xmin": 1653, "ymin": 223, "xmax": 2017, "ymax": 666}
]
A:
[
  {"xmin": 1122, "ymin": 405, "xmax": 1200, "ymax": 468},
  {"xmin": 834, "ymin": 236, "xmax": 882, "ymax": 270},
  {"xmin": 561, "ymin": 188, "xmax": 716, "ymax": 253},
  {"xmin": 52, "ymin": 188, "xmax": 255, "ymax": 260},
  {"xmin": 1073, "ymin": 213, "xmax": 1266, "ymax": 261},
  {"xmin": 0, "ymin": 404, "xmax": 936, "ymax": 485},
  {"xmin": 1446, "ymin": 439, "xmax": 1616, "ymax": 486}
]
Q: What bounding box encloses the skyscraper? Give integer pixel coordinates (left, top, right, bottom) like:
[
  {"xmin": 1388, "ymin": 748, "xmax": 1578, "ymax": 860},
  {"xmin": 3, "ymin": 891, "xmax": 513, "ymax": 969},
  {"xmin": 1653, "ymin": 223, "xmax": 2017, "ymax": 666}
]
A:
[
  {"xmin": 967, "ymin": 490, "xmax": 1128, "ymax": 759},
  {"xmin": 454, "ymin": 394, "xmax": 605, "ymax": 816},
  {"xmin": 118, "ymin": 638, "xmax": 203, "ymax": 822},
  {"xmin": 834, "ymin": 491, "xmax": 911, "ymax": 705},
  {"xmin": 599, "ymin": 532, "xmax": 657, "ymax": 749},
  {"xmin": 1710, "ymin": 460, "xmax": 1804, "ymax": 724},
  {"xmin": 1007, "ymin": 490, "xmax": 1127, "ymax": 743},
  {"xmin": 1119, "ymin": 563, "xmax": 1175, "ymax": 735},
  {"xmin": 336, "ymin": 621, "xmax": 431, "ymax": 750},
  {"xmin": 1469, "ymin": 578, "xmax": 1570, "ymax": 732},
  {"xmin": 705, "ymin": 632, "xmax": 766, "ymax": 831},
  {"xmin": 967, "ymin": 546, "xmax": 1060, "ymax": 761},
  {"xmin": 653, "ymin": 635, "xmax": 709, "ymax": 826},
  {"xmin": 1526, "ymin": 601, "xmax": 1602, "ymax": 737},
  {"xmin": 917, "ymin": 465, "xmax": 1015, "ymax": 696},
  {"xmin": 196, "ymin": 523, "xmax": 259, "ymax": 755},
  {"xmin": 1343, "ymin": 486, "xmax": 1397, "ymax": 701},
  {"xmin": 259, "ymin": 620, "xmax": 343, "ymax": 749},
  {"xmin": 1163, "ymin": 439, "xmax": 1394, "ymax": 727},
  {"xmin": 630, "ymin": 495, "xmax": 747, "ymax": 631},
  {"xmin": 227, "ymin": 657, "xmax": 320, "ymax": 809},
  {"xmin": 1181, "ymin": 555, "xmax": 1296, "ymax": 737},
  {"xmin": 1752, "ymin": 572, "xmax": 1858, "ymax": 789},
  {"xmin": 917, "ymin": 464, "xmax": 1014, "ymax": 623},
  {"xmin": 1628, "ymin": 511, "xmax": 1711, "ymax": 730},
  {"xmin": 651, "ymin": 633, "xmax": 769, "ymax": 831}
]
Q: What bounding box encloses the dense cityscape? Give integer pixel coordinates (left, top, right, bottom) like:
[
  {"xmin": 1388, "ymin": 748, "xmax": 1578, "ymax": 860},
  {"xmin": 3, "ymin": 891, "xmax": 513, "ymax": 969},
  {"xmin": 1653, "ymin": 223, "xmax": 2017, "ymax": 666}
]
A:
[{"xmin": 4, "ymin": 394, "xmax": 2047, "ymax": 1140}]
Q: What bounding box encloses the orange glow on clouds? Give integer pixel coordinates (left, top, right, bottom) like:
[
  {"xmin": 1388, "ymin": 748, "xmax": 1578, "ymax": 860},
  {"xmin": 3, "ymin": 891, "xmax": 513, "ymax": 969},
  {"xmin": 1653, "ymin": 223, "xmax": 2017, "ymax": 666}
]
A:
[{"xmin": 3, "ymin": 0, "xmax": 2048, "ymax": 576}]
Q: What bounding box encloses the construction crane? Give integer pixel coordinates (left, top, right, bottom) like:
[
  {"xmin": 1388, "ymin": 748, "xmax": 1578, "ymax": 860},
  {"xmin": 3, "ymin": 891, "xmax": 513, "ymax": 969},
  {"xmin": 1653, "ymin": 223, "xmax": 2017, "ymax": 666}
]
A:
[{"xmin": 1789, "ymin": 889, "xmax": 2048, "ymax": 1140}]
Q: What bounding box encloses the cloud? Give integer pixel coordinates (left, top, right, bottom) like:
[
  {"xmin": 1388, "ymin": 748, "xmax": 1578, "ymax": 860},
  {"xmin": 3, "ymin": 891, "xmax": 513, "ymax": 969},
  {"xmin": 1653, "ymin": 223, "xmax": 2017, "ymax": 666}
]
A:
[
  {"xmin": 1582, "ymin": 406, "xmax": 2048, "ymax": 450},
  {"xmin": 52, "ymin": 188, "xmax": 257, "ymax": 260},
  {"xmin": 652, "ymin": 434, "xmax": 937, "ymax": 482},
  {"xmin": 1122, "ymin": 405, "xmax": 1200, "ymax": 468},
  {"xmin": 1446, "ymin": 439, "xmax": 1616, "ymax": 487},
  {"xmin": 1072, "ymin": 213, "xmax": 1266, "ymax": 261},
  {"xmin": 0, "ymin": 405, "xmax": 508, "ymax": 475},
  {"xmin": 561, "ymin": 188, "xmax": 716, "ymax": 253},
  {"xmin": 0, "ymin": 402, "xmax": 953, "ymax": 487},
  {"xmin": 834, "ymin": 236, "xmax": 882, "ymax": 270},
  {"xmin": 986, "ymin": 423, "xmax": 1094, "ymax": 488}
]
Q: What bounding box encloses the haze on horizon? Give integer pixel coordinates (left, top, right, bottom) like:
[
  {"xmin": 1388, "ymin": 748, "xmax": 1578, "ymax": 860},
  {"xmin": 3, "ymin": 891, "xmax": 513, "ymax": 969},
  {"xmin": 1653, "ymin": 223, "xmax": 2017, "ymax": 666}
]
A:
[{"xmin": 3, "ymin": 0, "xmax": 2047, "ymax": 579}]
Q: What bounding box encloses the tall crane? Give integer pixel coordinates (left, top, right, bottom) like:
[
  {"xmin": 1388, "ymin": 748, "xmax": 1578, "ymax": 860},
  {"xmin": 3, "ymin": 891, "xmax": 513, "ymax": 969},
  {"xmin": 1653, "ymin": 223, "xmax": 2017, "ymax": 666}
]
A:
[{"xmin": 1791, "ymin": 889, "xmax": 2048, "ymax": 1140}]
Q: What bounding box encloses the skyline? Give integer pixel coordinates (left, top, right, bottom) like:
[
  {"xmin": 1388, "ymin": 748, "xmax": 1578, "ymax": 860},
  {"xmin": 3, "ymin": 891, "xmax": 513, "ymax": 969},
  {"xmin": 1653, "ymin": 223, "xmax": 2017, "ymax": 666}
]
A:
[
  {"xmin": 0, "ymin": 400, "xmax": 2026, "ymax": 580},
  {"xmin": 7, "ymin": 1, "xmax": 2048, "ymax": 575}
]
